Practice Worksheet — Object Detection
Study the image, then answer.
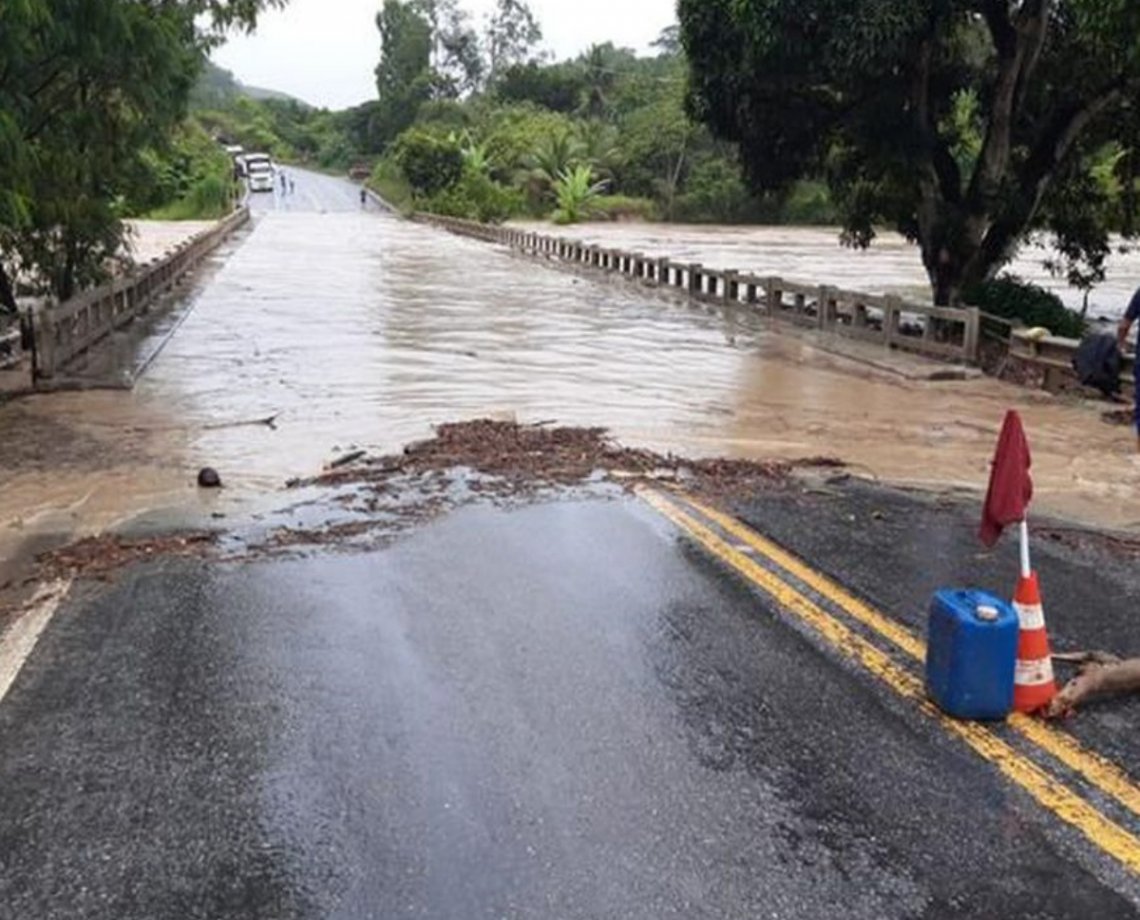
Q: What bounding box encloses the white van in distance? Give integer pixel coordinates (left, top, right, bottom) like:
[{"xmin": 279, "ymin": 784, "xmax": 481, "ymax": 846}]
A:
[{"xmin": 244, "ymin": 153, "xmax": 274, "ymax": 192}]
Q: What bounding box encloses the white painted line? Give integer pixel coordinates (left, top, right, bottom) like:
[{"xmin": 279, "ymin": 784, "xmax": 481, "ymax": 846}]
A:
[{"xmin": 0, "ymin": 580, "xmax": 70, "ymax": 705}]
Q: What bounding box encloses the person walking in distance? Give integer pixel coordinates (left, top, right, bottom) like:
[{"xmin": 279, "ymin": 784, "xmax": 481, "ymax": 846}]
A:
[
  {"xmin": 1116, "ymin": 287, "xmax": 1140, "ymax": 451},
  {"xmin": 360, "ymin": 187, "xmax": 367, "ymax": 208}
]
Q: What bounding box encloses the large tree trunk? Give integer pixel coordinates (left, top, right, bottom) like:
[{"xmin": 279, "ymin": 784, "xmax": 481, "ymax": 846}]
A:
[
  {"xmin": 916, "ymin": 205, "xmax": 986, "ymax": 307},
  {"xmin": 923, "ymin": 238, "xmax": 967, "ymax": 307},
  {"xmin": 910, "ymin": 3, "xmax": 1058, "ymax": 308}
]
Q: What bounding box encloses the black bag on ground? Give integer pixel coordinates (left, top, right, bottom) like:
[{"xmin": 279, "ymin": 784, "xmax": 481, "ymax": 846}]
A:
[{"xmin": 1072, "ymin": 331, "xmax": 1123, "ymax": 397}]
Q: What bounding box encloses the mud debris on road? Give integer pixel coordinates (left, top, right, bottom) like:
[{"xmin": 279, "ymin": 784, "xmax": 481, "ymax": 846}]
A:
[
  {"xmin": 292, "ymin": 419, "xmax": 842, "ymax": 500},
  {"xmin": 34, "ymin": 532, "xmax": 218, "ymax": 581},
  {"xmin": 1, "ymin": 420, "xmax": 846, "ymax": 596}
]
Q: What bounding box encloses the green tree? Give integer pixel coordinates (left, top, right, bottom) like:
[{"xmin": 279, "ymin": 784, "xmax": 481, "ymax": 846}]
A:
[
  {"xmin": 0, "ymin": 0, "xmax": 282, "ymax": 312},
  {"xmin": 375, "ymin": 0, "xmax": 435, "ymax": 148},
  {"xmin": 574, "ymin": 120, "xmax": 622, "ymax": 181},
  {"xmin": 679, "ymin": 0, "xmax": 1140, "ymax": 304},
  {"xmin": 578, "ymin": 44, "xmax": 623, "ymax": 121},
  {"xmin": 486, "ymin": 0, "xmax": 542, "ymax": 84},
  {"xmin": 552, "ymin": 165, "xmax": 609, "ymax": 224},
  {"xmin": 495, "ymin": 61, "xmax": 586, "ymax": 113},
  {"xmin": 393, "ymin": 127, "xmax": 464, "ymax": 194},
  {"xmin": 617, "ymin": 79, "xmax": 696, "ymax": 218},
  {"xmin": 524, "ymin": 129, "xmax": 585, "ymax": 202},
  {"xmin": 405, "ymin": 0, "xmax": 484, "ymax": 96}
]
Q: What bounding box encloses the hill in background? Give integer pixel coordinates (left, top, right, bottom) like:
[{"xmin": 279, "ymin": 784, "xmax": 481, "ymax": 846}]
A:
[{"xmin": 192, "ymin": 61, "xmax": 312, "ymax": 110}]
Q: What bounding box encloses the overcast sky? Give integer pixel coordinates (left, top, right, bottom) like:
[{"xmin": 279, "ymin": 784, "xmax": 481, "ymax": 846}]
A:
[{"xmin": 211, "ymin": 0, "xmax": 678, "ymax": 110}]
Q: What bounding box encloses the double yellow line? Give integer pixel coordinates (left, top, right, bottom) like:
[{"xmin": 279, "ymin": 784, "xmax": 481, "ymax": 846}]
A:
[{"xmin": 638, "ymin": 486, "xmax": 1140, "ymax": 875}]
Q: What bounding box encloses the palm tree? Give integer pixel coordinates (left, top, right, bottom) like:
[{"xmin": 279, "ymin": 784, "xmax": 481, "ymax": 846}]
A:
[
  {"xmin": 447, "ymin": 129, "xmax": 494, "ymax": 177},
  {"xmin": 553, "ymin": 164, "xmax": 609, "ymax": 224},
  {"xmin": 523, "ymin": 128, "xmax": 585, "ymax": 200},
  {"xmin": 574, "ymin": 119, "xmax": 622, "ymax": 181},
  {"xmin": 579, "ymin": 44, "xmax": 619, "ymax": 121}
]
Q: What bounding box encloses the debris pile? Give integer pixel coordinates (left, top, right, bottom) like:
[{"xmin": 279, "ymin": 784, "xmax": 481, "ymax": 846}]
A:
[
  {"xmin": 37, "ymin": 532, "xmax": 217, "ymax": 580},
  {"xmin": 21, "ymin": 421, "xmax": 842, "ymax": 585},
  {"xmin": 293, "ymin": 419, "xmax": 840, "ymax": 499}
]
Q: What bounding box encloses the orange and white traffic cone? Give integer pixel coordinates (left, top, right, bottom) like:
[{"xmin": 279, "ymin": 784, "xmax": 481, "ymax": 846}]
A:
[{"xmin": 1011, "ymin": 570, "xmax": 1057, "ymax": 714}]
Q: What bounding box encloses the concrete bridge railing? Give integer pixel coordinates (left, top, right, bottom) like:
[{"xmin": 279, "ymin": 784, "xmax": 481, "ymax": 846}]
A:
[
  {"xmin": 413, "ymin": 212, "xmax": 983, "ymax": 366},
  {"xmin": 1008, "ymin": 327, "xmax": 1134, "ymax": 391},
  {"xmin": 32, "ymin": 206, "xmax": 250, "ymax": 380}
]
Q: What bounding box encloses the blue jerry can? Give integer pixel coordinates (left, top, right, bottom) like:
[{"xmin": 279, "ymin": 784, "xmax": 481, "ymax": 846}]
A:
[{"xmin": 925, "ymin": 589, "xmax": 1019, "ymax": 721}]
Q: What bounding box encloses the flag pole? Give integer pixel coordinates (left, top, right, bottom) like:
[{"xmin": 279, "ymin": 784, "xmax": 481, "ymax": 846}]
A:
[{"xmin": 1019, "ymin": 519, "xmax": 1032, "ymax": 578}]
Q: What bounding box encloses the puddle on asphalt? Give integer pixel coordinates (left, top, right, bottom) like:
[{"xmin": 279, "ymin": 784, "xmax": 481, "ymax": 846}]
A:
[{"xmin": 3, "ymin": 207, "xmax": 1140, "ymax": 576}]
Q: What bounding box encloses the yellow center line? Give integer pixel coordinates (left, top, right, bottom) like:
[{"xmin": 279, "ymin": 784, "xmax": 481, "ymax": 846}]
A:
[
  {"xmin": 637, "ymin": 487, "xmax": 1140, "ymax": 875},
  {"xmin": 677, "ymin": 493, "xmax": 1140, "ymax": 824}
]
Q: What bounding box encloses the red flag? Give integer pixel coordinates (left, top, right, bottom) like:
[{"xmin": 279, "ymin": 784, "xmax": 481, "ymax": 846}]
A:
[{"xmin": 980, "ymin": 410, "xmax": 1033, "ymax": 547}]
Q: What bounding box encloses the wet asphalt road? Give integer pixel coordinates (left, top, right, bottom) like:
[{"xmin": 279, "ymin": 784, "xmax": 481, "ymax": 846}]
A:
[
  {"xmin": 246, "ymin": 167, "xmax": 368, "ymax": 215},
  {"xmin": 732, "ymin": 480, "xmax": 1140, "ymax": 779},
  {"xmin": 1, "ymin": 496, "xmax": 1137, "ymax": 919}
]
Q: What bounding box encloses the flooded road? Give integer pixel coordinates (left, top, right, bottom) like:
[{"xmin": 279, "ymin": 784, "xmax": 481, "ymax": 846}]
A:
[{"xmin": 3, "ymin": 168, "xmax": 1140, "ymax": 576}]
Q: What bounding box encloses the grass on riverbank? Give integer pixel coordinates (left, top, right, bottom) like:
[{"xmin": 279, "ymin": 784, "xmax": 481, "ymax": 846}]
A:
[
  {"xmin": 147, "ymin": 172, "xmax": 236, "ymax": 221},
  {"xmin": 368, "ymin": 160, "xmax": 415, "ymax": 216}
]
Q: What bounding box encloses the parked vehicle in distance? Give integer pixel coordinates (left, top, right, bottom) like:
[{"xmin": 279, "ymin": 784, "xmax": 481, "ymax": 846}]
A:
[{"xmin": 244, "ymin": 153, "xmax": 274, "ymax": 193}]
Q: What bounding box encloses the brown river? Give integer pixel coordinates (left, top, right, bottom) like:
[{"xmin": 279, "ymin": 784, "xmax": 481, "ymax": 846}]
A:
[{"xmin": 3, "ymin": 169, "xmax": 1140, "ymax": 577}]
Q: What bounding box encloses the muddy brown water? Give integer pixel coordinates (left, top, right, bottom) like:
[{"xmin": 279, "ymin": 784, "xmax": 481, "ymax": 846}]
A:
[
  {"xmin": 3, "ymin": 179, "xmax": 1140, "ymax": 577},
  {"xmin": 519, "ymin": 222, "xmax": 1140, "ymax": 320}
]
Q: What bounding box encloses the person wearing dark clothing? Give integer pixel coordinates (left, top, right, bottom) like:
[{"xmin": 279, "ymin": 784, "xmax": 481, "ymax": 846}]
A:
[
  {"xmin": 1072, "ymin": 331, "xmax": 1123, "ymax": 399},
  {"xmin": 1116, "ymin": 287, "xmax": 1140, "ymax": 449}
]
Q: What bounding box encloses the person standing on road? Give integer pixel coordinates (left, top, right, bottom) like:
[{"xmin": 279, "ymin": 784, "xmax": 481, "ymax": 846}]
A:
[
  {"xmin": 280, "ymin": 172, "xmax": 287, "ymax": 194},
  {"xmin": 360, "ymin": 187, "xmax": 367, "ymax": 208},
  {"xmin": 1116, "ymin": 287, "xmax": 1140, "ymax": 451},
  {"xmin": 289, "ymin": 176, "xmax": 295, "ymax": 195}
]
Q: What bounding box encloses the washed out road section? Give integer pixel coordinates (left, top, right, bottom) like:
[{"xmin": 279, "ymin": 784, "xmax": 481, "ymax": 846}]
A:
[{"xmin": 0, "ymin": 498, "xmax": 1134, "ymax": 918}]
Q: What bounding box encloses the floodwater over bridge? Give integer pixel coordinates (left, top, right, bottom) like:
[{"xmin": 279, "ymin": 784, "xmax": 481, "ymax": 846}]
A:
[{"xmin": 2, "ymin": 168, "xmax": 1139, "ymax": 573}]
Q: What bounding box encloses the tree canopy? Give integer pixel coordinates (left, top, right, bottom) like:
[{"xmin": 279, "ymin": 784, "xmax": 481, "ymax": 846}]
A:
[
  {"xmin": 374, "ymin": 0, "xmax": 543, "ymax": 132},
  {"xmin": 0, "ymin": 0, "xmax": 284, "ymax": 312},
  {"xmin": 679, "ymin": 0, "xmax": 1140, "ymax": 304},
  {"xmin": 363, "ymin": 17, "xmax": 785, "ymax": 228}
]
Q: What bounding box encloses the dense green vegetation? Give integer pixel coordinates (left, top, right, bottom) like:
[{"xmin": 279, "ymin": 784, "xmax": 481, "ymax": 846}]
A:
[
  {"xmin": 0, "ymin": 0, "xmax": 282, "ymax": 312},
  {"xmin": 360, "ymin": 1, "xmax": 825, "ymax": 227},
  {"xmin": 135, "ymin": 118, "xmax": 237, "ymax": 222},
  {"xmin": 679, "ymin": 0, "xmax": 1140, "ymax": 306},
  {"xmin": 964, "ymin": 277, "xmax": 1087, "ymax": 340}
]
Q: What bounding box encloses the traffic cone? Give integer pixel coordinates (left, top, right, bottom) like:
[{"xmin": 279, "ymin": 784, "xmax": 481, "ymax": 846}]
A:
[{"xmin": 1011, "ymin": 571, "xmax": 1057, "ymax": 713}]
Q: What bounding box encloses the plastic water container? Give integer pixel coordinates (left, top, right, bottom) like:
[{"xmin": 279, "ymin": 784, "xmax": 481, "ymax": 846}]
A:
[{"xmin": 925, "ymin": 589, "xmax": 1019, "ymax": 720}]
